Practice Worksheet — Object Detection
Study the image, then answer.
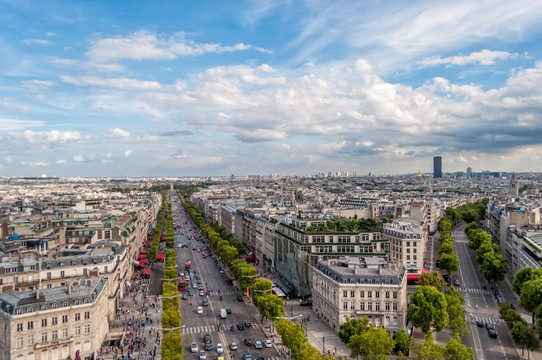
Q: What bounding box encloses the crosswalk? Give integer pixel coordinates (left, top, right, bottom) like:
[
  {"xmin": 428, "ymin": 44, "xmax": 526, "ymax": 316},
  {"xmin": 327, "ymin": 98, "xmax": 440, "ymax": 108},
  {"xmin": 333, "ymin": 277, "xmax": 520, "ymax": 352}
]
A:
[
  {"xmin": 457, "ymin": 287, "xmax": 491, "ymax": 295},
  {"xmin": 208, "ymin": 290, "xmax": 237, "ymax": 296},
  {"xmin": 471, "ymin": 315, "xmax": 504, "ymax": 325},
  {"xmin": 182, "ymin": 322, "xmax": 259, "ymax": 335}
]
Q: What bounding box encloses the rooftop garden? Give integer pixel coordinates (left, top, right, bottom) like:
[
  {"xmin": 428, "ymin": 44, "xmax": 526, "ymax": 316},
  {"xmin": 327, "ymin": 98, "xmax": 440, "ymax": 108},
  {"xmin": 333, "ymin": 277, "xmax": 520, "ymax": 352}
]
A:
[{"xmin": 304, "ymin": 217, "xmax": 379, "ymax": 233}]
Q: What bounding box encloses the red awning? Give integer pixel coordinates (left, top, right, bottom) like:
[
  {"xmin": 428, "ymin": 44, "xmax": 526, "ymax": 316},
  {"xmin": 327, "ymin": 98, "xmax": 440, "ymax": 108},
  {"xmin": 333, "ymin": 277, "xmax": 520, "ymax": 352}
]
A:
[
  {"xmin": 137, "ymin": 254, "xmax": 147, "ymax": 260},
  {"xmin": 138, "ymin": 259, "xmax": 148, "ymax": 265},
  {"xmin": 407, "ymin": 269, "xmax": 430, "ymax": 280},
  {"xmin": 156, "ymin": 254, "xmax": 165, "ymax": 260},
  {"xmin": 143, "ymin": 269, "xmax": 151, "ymax": 276}
]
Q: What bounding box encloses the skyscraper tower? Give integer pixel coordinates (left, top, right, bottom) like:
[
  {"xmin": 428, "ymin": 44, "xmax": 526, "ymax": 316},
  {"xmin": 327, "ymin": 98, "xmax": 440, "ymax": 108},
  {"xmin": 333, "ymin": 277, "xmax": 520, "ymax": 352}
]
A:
[{"xmin": 433, "ymin": 156, "xmax": 442, "ymax": 178}]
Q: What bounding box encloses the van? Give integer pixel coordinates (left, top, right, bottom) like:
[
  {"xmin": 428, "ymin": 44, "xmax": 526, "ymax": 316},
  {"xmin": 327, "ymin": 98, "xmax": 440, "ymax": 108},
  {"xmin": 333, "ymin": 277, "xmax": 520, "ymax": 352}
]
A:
[{"xmin": 220, "ymin": 309, "xmax": 227, "ymax": 319}]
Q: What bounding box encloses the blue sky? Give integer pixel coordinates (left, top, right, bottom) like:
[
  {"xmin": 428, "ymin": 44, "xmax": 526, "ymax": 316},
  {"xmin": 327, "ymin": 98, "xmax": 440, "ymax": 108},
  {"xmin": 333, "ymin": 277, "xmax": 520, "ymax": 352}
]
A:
[{"xmin": 2, "ymin": 0, "xmax": 542, "ymax": 177}]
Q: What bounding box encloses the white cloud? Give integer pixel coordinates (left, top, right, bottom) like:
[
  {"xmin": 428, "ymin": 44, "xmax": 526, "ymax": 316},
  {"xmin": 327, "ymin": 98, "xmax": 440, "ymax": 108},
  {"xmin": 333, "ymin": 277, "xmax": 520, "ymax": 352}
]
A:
[
  {"xmin": 56, "ymin": 159, "xmax": 66, "ymax": 164},
  {"xmin": 124, "ymin": 149, "xmax": 133, "ymax": 157},
  {"xmin": 107, "ymin": 128, "xmax": 130, "ymax": 138},
  {"xmin": 18, "ymin": 130, "xmax": 81, "ymax": 145},
  {"xmin": 61, "ymin": 75, "xmax": 161, "ymax": 90},
  {"xmin": 73, "ymin": 155, "xmax": 85, "ymax": 162},
  {"xmin": 4, "ymin": 157, "xmax": 13, "ymax": 165},
  {"xmin": 20, "ymin": 80, "xmax": 57, "ymax": 90},
  {"xmin": 86, "ymin": 31, "xmax": 271, "ymax": 64},
  {"xmin": 21, "ymin": 161, "xmax": 51, "ymax": 167},
  {"xmin": 23, "ymin": 39, "xmax": 53, "ymax": 46},
  {"xmin": 0, "ymin": 118, "xmax": 44, "ymax": 131},
  {"xmin": 419, "ymin": 49, "xmax": 514, "ymax": 67}
]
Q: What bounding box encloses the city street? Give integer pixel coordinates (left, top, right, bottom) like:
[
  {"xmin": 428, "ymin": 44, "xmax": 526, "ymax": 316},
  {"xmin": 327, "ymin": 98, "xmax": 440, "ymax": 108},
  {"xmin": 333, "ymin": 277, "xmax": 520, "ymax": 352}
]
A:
[
  {"xmin": 454, "ymin": 222, "xmax": 520, "ymax": 360},
  {"xmin": 172, "ymin": 191, "xmax": 280, "ymax": 360}
]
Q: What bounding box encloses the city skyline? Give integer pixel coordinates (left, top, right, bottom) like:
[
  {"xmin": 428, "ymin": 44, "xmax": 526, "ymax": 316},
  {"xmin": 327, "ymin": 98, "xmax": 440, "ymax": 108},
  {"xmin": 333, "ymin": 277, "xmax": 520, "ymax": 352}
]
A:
[{"xmin": 2, "ymin": 1, "xmax": 542, "ymax": 177}]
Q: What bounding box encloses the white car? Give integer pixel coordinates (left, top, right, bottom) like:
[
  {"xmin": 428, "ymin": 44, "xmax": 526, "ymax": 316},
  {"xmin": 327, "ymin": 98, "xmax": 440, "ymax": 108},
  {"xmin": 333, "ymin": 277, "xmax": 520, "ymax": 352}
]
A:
[
  {"xmin": 191, "ymin": 342, "xmax": 198, "ymax": 353},
  {"xmin": 197, "ymin": 306, "xmax": 203, "ymax": 314},
  {"xmin": 264, "ymin": 339, "xmax": 272, "ymax": 348},
  {"xmin": 216, "ymin": 343, "xmax": 224, "ymax": 355}
]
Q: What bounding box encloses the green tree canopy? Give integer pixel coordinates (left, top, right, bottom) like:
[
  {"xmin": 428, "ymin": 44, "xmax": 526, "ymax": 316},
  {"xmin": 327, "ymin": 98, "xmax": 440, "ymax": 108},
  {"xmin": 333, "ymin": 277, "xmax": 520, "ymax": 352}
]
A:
[
  {"xmin": 256, "ymin": 293, "xmax": 285, "ymax": 321},
  {"xmin": 348, "ymin": 325, "xmax": 394, "ymax": 360},
  {"xmin": 408, "ymin": 286, "xmax": 449, "ymax": 333},
  {"xmin": 480, "ymin": 251, "xmax": 506, "ymax": 283},
  {"xmin": 513, "ymin": 267, "xmax": 542, "ymax": 295},
  {"xmin": 338, "ymin": 317, "xmax": 370, "ymax": 344},
  {"xmin": 276, "ymin": 319, "xmax": 308, "ymax": 358},
  {"xmin": 444, "ymin": 334, "xmax": 474, "ymax": 360},
  {"xmin": 393, "ymin": 329, "xmax": 413, "ymax": 356},
  {"xmin": 412, "ymin": 332, "xmax": 445, "ymax": 360},
  {"xmin": 417, "ymin": 272, "xmax": 447, "ymax": 292},
  {"xmin": 438, "ymin": 253, "xmax": 460, "ymax": 274}
]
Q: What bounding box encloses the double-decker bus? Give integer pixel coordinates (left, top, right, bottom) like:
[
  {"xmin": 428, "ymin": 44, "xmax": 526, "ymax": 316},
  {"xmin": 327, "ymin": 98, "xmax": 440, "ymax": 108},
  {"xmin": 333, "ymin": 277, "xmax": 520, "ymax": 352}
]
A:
[
  {"xmin": 185, "ymin": 259, "xmax": 191, "ymax": 271},
  {"xmin": 178, "ymin": 275, "xmax": 186, "ymax": 291}
]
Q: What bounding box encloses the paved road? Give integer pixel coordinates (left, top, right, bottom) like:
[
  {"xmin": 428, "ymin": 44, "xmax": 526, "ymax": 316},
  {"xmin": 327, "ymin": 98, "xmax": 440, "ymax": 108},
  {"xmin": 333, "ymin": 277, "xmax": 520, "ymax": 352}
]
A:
[
  {"xmin": 172, "ymin": 191, "xmax": 279, "ymax": 360},
  {"xmin": 454, "ymin": 222, "xmax": 519, "ymax": 360}
]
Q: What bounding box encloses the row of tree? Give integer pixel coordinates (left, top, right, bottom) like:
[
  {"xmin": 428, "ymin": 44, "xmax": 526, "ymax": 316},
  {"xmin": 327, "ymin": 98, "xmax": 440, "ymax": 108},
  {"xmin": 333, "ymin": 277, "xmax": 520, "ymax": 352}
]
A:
[
  {"xmin": 161, "ymin": 193, "xmax": 183, "ymax": 359},
  {"xmin": 499, "ymin": 301, "xmax": 539, "ymax": 358},
  {"xmin": 513, "ymin": 267, "xmax": 542, "ymax": 335},
  {"xmin": 149, "ymin": 191, "xmax": 167, "ymax": 261},
  {"xmin": 465, "ymin": 222, "xmax": 506, "ymax": 284}
]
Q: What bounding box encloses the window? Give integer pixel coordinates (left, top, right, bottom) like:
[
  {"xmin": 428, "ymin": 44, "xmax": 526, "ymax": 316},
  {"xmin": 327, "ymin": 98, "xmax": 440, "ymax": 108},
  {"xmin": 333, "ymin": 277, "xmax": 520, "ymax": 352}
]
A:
[
  {"xmin": 75, "ymin": 326, "xmax": 81, "ymax": 336},
  {"xmin": 393, "ymin": 317, "xmax": 398, "ymax": 326},
  {"xmin": 350, "ymin": 291, "xmax": 355, "ymax": 298},
  {"xmin": 62, "ymin": 315, "xmax": 68, "ymax": 323},
  {"xmin": 62, "ymin": 329, "xmax": 68, "ymax": 339},
  {"xmin": 84, "ymin": 324, "xmax": 90, "ymax": 334},
  {"xmin": 42, "ymin": 319, "xmax": 47, "ymax": 327},
  {"xmin": 367, "ymin": 291, "xmax": 372, "ymax": 298},
  {"xmin": 385, "ymin": 291, "xmax": 390, "ymax": 299},
  {"xmin": 393, "ymin": 292, "xmax": 398, "ymax": 299},
  {"xmin": 375, "ymin": 291, "xmax": 380, "ymax": 298},
  {"xmin": 17, "ymin": 337, "xmax": 24, "ymax": 348},
  {"xmin": 414, "ymin": 255, "xmax": 417, "ymax": 260},
  {"xmin": 75, "ymin": 313, "xmax": 81, "ymax": 321},
  {"xmin": 28, "ymin": 321, "xmax": 34, "ymax": 329},
  {"xmin": 385, "ymin": 316, "xmax": 390, "ymax": 326},
  {"xmin": 350, "ymin": 302, "xmax": 356, "ymax": 310},
  {"xmin": 17, "ymin": 323, "xmax": 23, "ymax": 331},
  {"xmin": 407, "ymin": 255, "xmax": 410, "ymax": 260},
  {"xmin": 385, "ymin": 303, "xmax": 390, "ymax": 311},
  {"xmin": 60, "ymin": 271, "xmax": 65, "ymax": 278},
  {"xmin": 393, "ymin": 303, "xmax": 398, "ymax": 311},
  {"xmin": 41, "ymin": 332, "xmax": 48, "ymax": 344},
  {"xmin": 376, "ymin": 303, "xmax": 380, "ymax": 311},
  {"xmin": 343, "ymin": 291, "xmax": 348, "ymax": 298},
  {"xmin": 84, "ymin": 311, "xmax": 90, "ymax": 319},
  {"xmin": 343, "ymin": 302, "xmax": 348, "ymax": 310},
  {"xmin": 360, "ymin": 302, "xmax": 365, "ymax": 311},
  {"xmin": 368, "ymin": 302, "xmax": 373, "ymax": 311},
  {"xmin": 28, "ymin": 335, "xmax": 34, "ymax": 346},
  {"xmin": 52, "ymin": 330, "xmax": 58, "ymax": 342},
  {"xmin": 360, "ymin": 290, "xmax": 365, "ymax": 298}
]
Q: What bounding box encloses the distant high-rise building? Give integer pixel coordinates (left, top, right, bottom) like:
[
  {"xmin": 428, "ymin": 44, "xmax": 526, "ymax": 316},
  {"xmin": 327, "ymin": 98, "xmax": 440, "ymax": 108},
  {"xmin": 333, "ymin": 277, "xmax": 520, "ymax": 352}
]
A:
[
  {"xmin": 433, "ymin": 156, "xmax": 442, "ymax": 178},
  {"xmin": 466, "ymin": 167, "xmax": 472, "ymax": 175}
]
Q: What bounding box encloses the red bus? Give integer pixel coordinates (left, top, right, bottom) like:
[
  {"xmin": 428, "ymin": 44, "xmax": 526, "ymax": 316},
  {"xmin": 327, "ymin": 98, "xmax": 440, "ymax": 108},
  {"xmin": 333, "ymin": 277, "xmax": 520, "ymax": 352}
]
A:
[
  {"xmin": 185, "ymin": 259, "xmax": 191, "ymax": 271},
  {"xmin": 178, "ymin": 275, "xmax": 186, "ymax": 291}
]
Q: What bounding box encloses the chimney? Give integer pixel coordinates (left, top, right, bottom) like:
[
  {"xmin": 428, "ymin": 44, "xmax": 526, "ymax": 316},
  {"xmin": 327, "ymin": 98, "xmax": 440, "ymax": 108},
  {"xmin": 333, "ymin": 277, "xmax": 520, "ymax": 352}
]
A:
[
  {"xmin": 67, "ymin": 283, "xmax": 72, "ymax": 295},
  {"xmin": 36, "ymin": 287, "xmax": 40, "ymax": 300}
]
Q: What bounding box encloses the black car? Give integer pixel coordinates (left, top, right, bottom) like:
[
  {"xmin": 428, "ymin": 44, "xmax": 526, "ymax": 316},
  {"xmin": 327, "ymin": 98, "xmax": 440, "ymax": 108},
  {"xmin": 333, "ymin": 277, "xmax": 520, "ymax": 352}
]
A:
[
  {"xmin": 486, "ymin": 323, "xmax": 495, "ymax": 331},
  {"xmin": 203, "ymin": 333, "xmax": 212, "ymax": 344},
  {"xmin": 244, "ymin": 338, "xmax": 252, "ymax": 346},
  {"xmin": 476, "ymin": 320, "xmax": 484, "ymax": 327},
  {"xmin": 202, "ymin": 298, "xmax": 209, "ymax": 306},
  {"xmin": 226, "ymin": 308, "xmax": 232, "ymax": 314},
  {"xmin": 488, "ymin": 329, "xmax": 498, "ymax": 338},
  {"xmin": 237, "ymin": 295, "xmax": 244, "ymax": 302},
  {"xmin": 237, "ymin": 323, "xmax": 244, "ymax": 330},
  {"xmin": 205, "ymin": 341, "xmax": 212, "ymax": 351}
]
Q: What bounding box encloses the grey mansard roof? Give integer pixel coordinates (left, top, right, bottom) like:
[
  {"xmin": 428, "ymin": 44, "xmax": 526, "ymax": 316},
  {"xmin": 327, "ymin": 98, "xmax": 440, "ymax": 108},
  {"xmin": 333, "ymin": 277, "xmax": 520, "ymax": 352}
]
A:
[{"xmin": 0, "ymin": 276, "xmax": 106, "ymax": 316}]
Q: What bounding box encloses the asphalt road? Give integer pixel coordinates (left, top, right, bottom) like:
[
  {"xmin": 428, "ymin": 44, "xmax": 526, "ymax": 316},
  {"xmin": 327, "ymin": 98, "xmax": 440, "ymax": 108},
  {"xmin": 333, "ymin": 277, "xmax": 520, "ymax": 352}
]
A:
[
  {"xmin": 171, "ymin": 191, "xmax": 279, "ymax": 360},
  {"xmin": 453, "ymin": 222, "xmax": 519, "ymax": 360}
]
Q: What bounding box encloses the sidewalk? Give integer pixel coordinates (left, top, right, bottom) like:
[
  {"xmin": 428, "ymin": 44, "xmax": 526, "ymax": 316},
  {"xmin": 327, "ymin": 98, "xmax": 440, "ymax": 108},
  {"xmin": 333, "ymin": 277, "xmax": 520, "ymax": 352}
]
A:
[{"xmin": 98, "ymin": 269, "xmax": 163, "ymax": 360}]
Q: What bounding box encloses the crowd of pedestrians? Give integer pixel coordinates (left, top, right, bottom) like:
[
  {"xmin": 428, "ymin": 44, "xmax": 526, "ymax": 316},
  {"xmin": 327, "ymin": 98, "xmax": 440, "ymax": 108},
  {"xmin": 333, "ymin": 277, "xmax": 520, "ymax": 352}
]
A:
[{"xmin": 98, "ymin": 266, "xmax": 163, "ymax": 360}]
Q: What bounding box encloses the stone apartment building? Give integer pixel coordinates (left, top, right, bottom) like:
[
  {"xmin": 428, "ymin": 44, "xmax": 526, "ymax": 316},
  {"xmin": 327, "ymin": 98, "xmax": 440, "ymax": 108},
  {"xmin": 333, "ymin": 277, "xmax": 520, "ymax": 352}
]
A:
[
  {"xmin": 312, "ymin": 257, "xmax": 407, "ymax": 335},
  {"xmin": 0, "ymin": 276, "xmax": 109, "ymax": 360},
  {"xmin": 382, "ymin": 220, "xmax": 425, "ymax": 274}
]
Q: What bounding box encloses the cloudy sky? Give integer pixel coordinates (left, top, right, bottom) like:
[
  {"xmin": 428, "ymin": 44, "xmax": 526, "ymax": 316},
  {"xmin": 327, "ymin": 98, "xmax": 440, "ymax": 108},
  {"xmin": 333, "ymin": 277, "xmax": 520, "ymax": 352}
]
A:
[{"xmin": 2, "ymin": 0, "xmax": 542, "ymax": 177}]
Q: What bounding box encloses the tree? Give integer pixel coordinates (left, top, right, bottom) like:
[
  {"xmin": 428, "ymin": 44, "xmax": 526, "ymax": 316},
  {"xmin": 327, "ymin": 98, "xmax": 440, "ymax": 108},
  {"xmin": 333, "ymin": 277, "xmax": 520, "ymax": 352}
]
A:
[
  {"xmin": 513, "ymin": 267, "xmax": 542, "ymax": 295},
  {"xmin": 256, "ymin": 293, "xmax": 285, "ymax": 321},
  {"xmin": 275, "ymin": 319, "xmax": 307, "ymax": 358},
  {"xmin": 480, "ymin": 252, "xmax": 506, "ymax": 283},
  {"xmin": 393, "ymin": 329, "xmax": 413, "ymax": 356},
  {"xmin": 296, "ymin": 344, "xmax": 322, "ymax": 360},
  {"xmin": 338, "ymin": 317, "xmax": 370, "ymax": 344},
  {"xmin": 438, "ymin": 253, "xmax": 459, "ymax": 274},
  {"xmin": 438, "ymin": 241, "xmax": 455, "ymax": 256},
  {"xmin": 408, "ymin": 286, "xmax": 449, "ymax": 333},
  {"xmin": 511, "ymin": 320, "xmax": 540, "ymax": 358},
  {"xmin": 474, "ymin": 240, "xmax": 499, "ymax": 264},
  {"xmin": 348, "ymin": 325, "xmax": 394, "ymax": 360},
  {"xmin": 520, "ymin": 278, "xmax": 542, "ymax": 324},
  {"xmin": 252, "ymin": 278, "xmax": 273, "ymax": 305},
  {"xmin": 445, "ymin": 207, "xmax": 459, "ymax": 224},
  {"xmin": 417, "ymin": 272, "xmax": 447, "ymax": 292},
  {"xmin": 412, "ymin": 332, "xmax": 445, "ymax": 360},
  {"xmin": 219, "ymin": 245, "xmax": 239, "ymax": 267},
  {"xmin": 444, "ymin": 334, "xmax": 474, "ymax": 360}
]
